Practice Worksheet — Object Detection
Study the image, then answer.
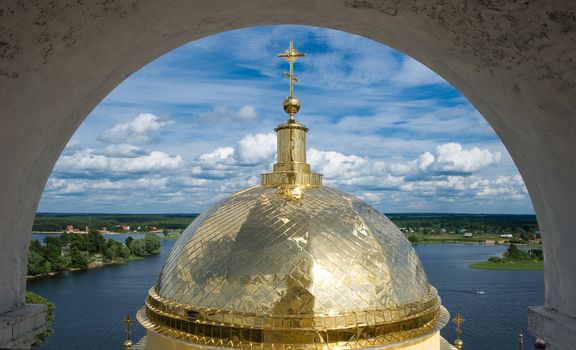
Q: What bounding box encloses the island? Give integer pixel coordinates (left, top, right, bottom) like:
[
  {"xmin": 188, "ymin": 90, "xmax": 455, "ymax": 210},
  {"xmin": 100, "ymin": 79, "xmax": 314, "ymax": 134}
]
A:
[
  {"xmin": 28, "ymin": 231, "xmax": 162, "ymax": 278},
  {"xmin": 469, "ymin": 243, "xmax": 544, "ymax": 270}
]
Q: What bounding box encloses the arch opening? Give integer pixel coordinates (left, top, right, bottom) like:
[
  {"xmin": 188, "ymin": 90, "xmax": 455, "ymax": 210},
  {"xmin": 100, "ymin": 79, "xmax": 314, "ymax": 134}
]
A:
[
  {"xmin": 2, "ymin": 2, "xmax": 575, "ymax": 348},
  {"xmin": 28, "ymin": 24, "xmax": 541, "ymax": 349}
]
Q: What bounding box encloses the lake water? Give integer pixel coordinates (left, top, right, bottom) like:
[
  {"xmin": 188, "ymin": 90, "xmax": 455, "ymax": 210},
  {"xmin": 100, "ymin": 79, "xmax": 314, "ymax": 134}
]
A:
[{"xmin": 28, "ymin": 237, "xmax": 543, "ymax": 350}]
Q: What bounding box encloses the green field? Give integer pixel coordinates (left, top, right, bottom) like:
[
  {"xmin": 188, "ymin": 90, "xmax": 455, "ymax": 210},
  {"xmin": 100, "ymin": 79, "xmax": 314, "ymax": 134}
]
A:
[{"xmin": 469, "ymin": 260, "xmax": 544, "ymax": 271}]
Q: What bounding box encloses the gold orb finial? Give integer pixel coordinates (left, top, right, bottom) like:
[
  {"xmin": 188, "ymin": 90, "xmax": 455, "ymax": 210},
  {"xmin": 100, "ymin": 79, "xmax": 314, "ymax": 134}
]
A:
[
  {"xmin": 283, "ymin": 96, "xmax": 301, "ymax": 117},
  {"xmin": 454, "ymin": 338, "xmax": 463, "ymax": 349}
]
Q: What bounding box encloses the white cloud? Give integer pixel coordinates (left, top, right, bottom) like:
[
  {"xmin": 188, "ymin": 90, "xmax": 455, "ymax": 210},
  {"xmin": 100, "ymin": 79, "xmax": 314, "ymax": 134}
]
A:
[
  {"xmin": 101, "ymin": 144, "xmax": 143, "ymax": 157},
  {"xmin": 45, "ymin": 177, "xmax": 171, "ymax": 199},
  {"xmin": 91, "ymin": 177, "xmax": 169, "ymax": 190},
  {"xmin": 308, "ymin": 148, "xmax": 367, "ymax": 179},
  {"xmin": 56, "ymin": 149, "xmax": 182, "ymax": 173},
  {"xmin": 197, "ymin": 147, "xmax": 235, "ymax": 168},
  {"xmin": 99, "ymin": 113, "xmax": 174, "ymax": 144},
  {"xmin": 428, "ymin": 143, "xmax": 501, "ymax": 173},
  {"xmin": 308, "ymin": 143, "xmax": 500, "ymax": 183},
  {"xmin": 199, "ymin": 105, "xmax": 258, "ymax": 122},
  {"xmin": 174, "ymin": 177, "xmax": 212, "ymax": 187},
  {"xmin": 237, "ymin": 133, "xmax": 276, "ymax": 164},
  {"xmin": 46, "ymin": 178, "xmax": 87, "ymax": 194}
]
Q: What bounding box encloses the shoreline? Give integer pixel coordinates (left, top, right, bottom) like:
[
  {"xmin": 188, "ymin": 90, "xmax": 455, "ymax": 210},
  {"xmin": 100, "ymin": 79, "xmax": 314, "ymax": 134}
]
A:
[
  {"xmin": 26, "ymin": 253, "xmax": 155, "ymax": 280},
  {"xmin": 32, "ymin": 231, "xmax": 150, "ymax": 235},
  {"xmin": 469, "ymin": 260, "xmax": 544, "ymax": 271},
  {"xmin": 412, "ymin": 240, "xmax": 537, "ymax": 247}
]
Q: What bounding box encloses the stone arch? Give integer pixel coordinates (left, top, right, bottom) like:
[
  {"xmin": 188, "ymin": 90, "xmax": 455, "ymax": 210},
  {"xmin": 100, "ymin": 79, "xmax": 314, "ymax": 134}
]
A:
[{"xmin": 1, "ymin": 1, "xmax": 575, "ymax": 348}]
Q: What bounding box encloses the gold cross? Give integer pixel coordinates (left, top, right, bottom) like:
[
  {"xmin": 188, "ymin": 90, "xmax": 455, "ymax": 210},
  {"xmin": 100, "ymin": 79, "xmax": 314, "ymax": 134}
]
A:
[
  {"xmin": 277, "ymin": 40, "xmax": 305, "ymax": 97},
  {"xmin": 123, "ymin": 315, "xmax": 133, "ymax": 340},
  {"xmin": 452, "ymin": 313, "xmax": 465, "ymax": 338}
]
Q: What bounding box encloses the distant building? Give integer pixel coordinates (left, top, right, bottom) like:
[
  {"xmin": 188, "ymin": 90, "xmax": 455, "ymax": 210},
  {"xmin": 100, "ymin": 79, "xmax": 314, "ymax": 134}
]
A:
[
  {"xmin": 464, "ymin": 232, "xmax": 473, "ymax": 238},
  {"xmin": 500, "ymin": 234, "xmax": 513, "ymax": 238},
  {"xmin": 65, "ymin": 225, "xmax": 74, "ymax": 233}
]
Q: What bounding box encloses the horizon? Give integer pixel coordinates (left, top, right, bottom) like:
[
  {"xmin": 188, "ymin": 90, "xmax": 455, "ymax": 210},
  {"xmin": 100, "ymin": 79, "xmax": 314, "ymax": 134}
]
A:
[{"xmin": 35, "ymin": 211, "xmax": 537, "ymax": 217}]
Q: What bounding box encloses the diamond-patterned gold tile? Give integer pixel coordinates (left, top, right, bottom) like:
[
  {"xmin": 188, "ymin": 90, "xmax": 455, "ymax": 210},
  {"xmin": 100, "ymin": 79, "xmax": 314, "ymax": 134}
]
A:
[{"xmin": 138, "ymin": 185, "xmax": 446, "ymax": 348}]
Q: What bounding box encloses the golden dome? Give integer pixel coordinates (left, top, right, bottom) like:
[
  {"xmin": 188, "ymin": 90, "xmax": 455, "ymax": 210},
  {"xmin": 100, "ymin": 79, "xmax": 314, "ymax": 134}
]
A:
[
  {"xmin": 136, "ymin": 40, "xmax": 449, "ymax": 349},
  {"xmin": 137, "ymin": 186, "xmax": 447, "ymax": 348}
]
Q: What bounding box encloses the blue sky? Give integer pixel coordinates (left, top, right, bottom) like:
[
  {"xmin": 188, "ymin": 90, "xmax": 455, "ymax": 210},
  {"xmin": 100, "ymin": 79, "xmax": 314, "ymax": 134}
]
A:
[{"xmin": 38, "ymin": 25, "xmax": 533, "ymax": 214}]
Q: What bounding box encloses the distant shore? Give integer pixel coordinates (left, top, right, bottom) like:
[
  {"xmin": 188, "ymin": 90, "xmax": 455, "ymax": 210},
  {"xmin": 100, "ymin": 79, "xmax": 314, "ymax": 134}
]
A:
[
  {"xmin": 469, "ymin": 260, "xmax": 544, "ymax": 271},
  {"xmin": 32, "ymin": 231, "xmax": 170, "ymax": 235},
  {"xmin": 26, "ymin": 254, "xmax": 149, "ymax": 280}
]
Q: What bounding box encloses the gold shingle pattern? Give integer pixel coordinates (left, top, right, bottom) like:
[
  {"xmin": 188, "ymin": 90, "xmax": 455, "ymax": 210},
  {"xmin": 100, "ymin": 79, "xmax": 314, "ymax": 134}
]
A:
[{"xmin": 157, "ymin": 186, "xmax": 431, "ymax": 317}]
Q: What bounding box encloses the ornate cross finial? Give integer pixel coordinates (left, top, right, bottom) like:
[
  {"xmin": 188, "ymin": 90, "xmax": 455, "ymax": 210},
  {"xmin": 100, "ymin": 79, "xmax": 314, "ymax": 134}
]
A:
[
  {"xmin": 452, "ymin": 313, "xmax": 465, "ymax": 349},
  {"xmin": 277, "ymin": 40, "xmax": 305, "ymax": 97},
  {"xmin": 123, "ymin": 315, "xmax": 133, "ymax": 349}
]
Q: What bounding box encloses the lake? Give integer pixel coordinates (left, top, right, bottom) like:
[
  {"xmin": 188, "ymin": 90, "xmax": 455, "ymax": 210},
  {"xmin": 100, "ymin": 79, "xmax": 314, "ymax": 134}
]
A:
[{"xmin": 28, "ymin": 237, "xmax": 543, "ymax": 350}]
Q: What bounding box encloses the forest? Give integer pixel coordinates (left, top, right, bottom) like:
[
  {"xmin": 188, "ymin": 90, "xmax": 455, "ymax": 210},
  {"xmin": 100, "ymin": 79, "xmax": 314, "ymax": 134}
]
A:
[{"xmin": 28, "ymin": 232, "xmax": 161, "ymax": 276}]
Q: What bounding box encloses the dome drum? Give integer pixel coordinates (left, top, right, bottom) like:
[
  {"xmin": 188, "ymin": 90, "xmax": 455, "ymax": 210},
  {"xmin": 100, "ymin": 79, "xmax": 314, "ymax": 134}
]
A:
[{"xmin": 138, "ymin": 290, "xmax": 447, "ymax": 349}]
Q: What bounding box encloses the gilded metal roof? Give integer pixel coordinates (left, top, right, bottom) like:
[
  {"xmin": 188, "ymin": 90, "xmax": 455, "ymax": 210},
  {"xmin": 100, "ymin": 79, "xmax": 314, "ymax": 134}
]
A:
[
  {"xmin": 157, "ymin": 186, "xmax": 431, "ymax": 311},
  {"xmin": 138, "ymin": 186, "xmax": 444, "ymax": 348}
]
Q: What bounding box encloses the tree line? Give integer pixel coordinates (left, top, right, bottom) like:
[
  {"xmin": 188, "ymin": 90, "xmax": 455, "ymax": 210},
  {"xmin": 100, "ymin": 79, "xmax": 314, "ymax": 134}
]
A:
[
  {"xmin": 33, "ymin": 213, "xmax": 198, "ymax": 232},
  {"xmin": 28, "ymin": 232, "xmax": 161, "ymax": 276},
  {"xmin": 487, "ymin": 243, "xmax": 544, "ymax": 264}
]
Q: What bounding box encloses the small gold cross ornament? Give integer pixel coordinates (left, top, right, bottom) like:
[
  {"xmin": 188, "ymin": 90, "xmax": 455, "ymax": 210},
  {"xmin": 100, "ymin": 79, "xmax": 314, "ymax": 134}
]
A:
[
  {"xmin": 277, "ymin": 40, "xmax": 305, "ymax": 97},
  {"xmin": 123, "ymin": 315, "xmax": 133, "ymax": 349},
  {"xmin": 452, "ymin": 313, "xmax": 464, "ymax": 349}
]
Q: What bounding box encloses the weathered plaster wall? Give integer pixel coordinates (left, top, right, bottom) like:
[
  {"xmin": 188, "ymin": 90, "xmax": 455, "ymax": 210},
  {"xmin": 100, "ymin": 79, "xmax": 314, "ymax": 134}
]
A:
[{"xmin": 1, "ymin": 0, "xmax": 575, "ymax": 348}]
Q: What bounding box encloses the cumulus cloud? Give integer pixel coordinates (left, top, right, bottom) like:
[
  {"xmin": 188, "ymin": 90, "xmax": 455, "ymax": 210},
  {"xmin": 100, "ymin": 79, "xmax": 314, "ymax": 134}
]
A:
[
  {"xmin": 44, "ymin": 131, "xmax": 527, "ymax": 213},
  {"xmin": 237, "ymin": 133, "xmax": 276, "ymax": 164},
  {"xmin": 91, "ymin": 177, "xmax": 169, "ymax": 190},
  {"xmin": 199, "ymin": 105, "xmax": 258, "ymax": 122},
  {"xmin": 197, "ymin": 147, "xmax": 235, "ymax": 167},
  {"xmin": 308, "ymin": 143, "xmax": 500, "ymax": 183},
  {"xmin": 427, "ymin": 143, "xmax": 501, "ymax": 173},
  {"xmin": 99, "ymin": 113, "xmax": 174, "ymax": 144},
  {"xmin": 303, "ymin": 143, "xmax": 511, "ymax": 207},
  {"xmin": 101, "ymin": 144, "xmax": 144, "ymax": 157},
  {"xmin": 308, "ymin": 148, "xmax": 367, "ymax": 179},
  {"xmin": 56, "ymin": 148, "xmax": 182, "ymax": 174},
  {"xmin": 45, "ymin": 177, "xmax": 170, "ymax": 197}
]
